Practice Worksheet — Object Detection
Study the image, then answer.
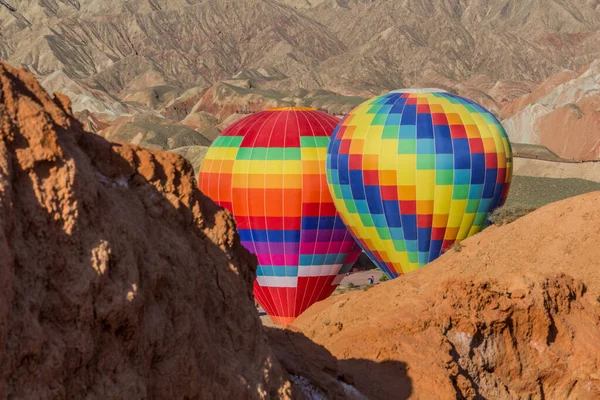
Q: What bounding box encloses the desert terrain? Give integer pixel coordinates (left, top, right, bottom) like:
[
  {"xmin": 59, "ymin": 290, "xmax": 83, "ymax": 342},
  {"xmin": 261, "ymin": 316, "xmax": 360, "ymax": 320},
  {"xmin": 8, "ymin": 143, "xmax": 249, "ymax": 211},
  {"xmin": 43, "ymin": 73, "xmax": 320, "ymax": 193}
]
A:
[
  {"xmin": 2, "ymin": 1, "xmax": 600, "ymax": 399},
  {"xmin": 3, "ymin": 0, "xmax": 600, "ymax": 159}
]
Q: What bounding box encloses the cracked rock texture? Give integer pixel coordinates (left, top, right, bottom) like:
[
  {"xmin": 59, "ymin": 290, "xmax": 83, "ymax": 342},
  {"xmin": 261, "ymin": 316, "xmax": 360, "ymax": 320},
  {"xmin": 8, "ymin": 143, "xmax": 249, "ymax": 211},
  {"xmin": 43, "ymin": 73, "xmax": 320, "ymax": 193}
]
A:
[
  {"xmin": 292, "ymin": 192, "xmax": 600, "ymax": 399},
  {"xmin": 0, "ymin": 61, "xmax": 294, "ymax": 399}
]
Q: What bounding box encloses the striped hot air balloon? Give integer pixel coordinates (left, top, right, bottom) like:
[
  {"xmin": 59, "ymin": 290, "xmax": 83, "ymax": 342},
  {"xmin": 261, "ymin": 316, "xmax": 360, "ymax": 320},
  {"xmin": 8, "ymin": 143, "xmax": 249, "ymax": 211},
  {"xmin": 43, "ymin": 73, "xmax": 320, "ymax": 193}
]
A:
[
  {"xmin": 326, "ymin": 89, "xmax": 512, "ymax": 279},
  {"xmin": 198, "ymin": 107, "xmax": 362, "ymax": 326}
]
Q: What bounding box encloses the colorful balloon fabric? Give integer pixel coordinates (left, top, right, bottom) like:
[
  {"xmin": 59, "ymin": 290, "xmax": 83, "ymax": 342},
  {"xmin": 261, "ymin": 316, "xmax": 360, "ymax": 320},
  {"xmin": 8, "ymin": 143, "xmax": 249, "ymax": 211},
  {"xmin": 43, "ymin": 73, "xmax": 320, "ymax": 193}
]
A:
[
  {"xmin": 326, "ymin": 89, "xmax": 513, "ymax": 279},
  {"xmin": 198, "ymin": 107, "xmax": 362, "ymax": 326}
]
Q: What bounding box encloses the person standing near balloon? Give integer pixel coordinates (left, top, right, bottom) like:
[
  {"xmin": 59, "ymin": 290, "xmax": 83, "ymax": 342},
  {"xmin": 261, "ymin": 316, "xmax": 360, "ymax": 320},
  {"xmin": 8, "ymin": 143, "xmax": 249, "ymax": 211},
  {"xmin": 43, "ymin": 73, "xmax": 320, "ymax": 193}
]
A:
[{"xmin": 326, "ymin": 89, "xmax": 512, "ymax": 279}]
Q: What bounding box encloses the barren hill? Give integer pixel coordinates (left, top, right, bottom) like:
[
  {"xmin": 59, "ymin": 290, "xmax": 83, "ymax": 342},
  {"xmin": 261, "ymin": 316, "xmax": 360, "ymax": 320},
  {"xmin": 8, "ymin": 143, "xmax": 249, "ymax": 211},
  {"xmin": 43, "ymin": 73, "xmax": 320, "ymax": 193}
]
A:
[
  {"xmin": 4, "ymin": 0, "xmax": 600, "ymax": 161},
  {"xmin": 3, "ymin": 0, "xmax": 600, "ymax": 94},
  {"xmin": 2, "ymin": 0, "xmax": 600, "ymax": 104},
  {"xmin": 6, "ymin": 0, "xmax": 600, "ymax": 166},
  {"xmin": 292, "ymin": 191, "xmax": 600, "ymax": 399},
  {"xmin": 502, "ymin": 60, "xmax": 600, "ymax": 159},
  {"xmin": 303, "ymin": 0, "xmax": 600, "ymax": 93},
  {"xmin": 0, "ymin": 0, "xmax": 344, "ymax": 91}
]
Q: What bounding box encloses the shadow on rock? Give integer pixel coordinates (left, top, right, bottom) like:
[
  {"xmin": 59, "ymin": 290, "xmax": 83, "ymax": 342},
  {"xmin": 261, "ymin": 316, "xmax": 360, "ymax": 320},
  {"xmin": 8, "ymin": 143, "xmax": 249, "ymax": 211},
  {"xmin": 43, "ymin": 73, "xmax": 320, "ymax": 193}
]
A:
[
  {"xmin": 266, "ymin": 327, "xmax": 413, "ymax": 400},
  {"xmin": 339, "ymin": 358, "xmax": 412, "ymax": 400}
]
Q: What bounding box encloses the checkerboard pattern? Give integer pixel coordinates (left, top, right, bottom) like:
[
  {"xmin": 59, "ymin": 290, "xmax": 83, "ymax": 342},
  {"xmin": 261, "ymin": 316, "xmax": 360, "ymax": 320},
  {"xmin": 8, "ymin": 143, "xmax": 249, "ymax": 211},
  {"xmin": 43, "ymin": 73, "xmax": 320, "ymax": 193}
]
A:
[
  {"xmin": 326, "ymin": 90, "xmax": 513, "ymax": 278},
  {"xmin": 199, "ymin": 107, "xmax": 362, "ymax": 326}
]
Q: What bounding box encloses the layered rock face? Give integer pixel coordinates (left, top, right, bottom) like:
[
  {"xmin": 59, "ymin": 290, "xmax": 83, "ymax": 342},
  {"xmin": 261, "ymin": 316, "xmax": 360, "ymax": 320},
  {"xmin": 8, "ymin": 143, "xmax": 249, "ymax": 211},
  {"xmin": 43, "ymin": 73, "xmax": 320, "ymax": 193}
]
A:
[
  {"xmin": 6, "ymin": 0, "xmax": 600, "ymax": 162},
  {"xmin": 0, "ymin": 62, "xmax": 293, "ymax": 399},
  {"xmin": 502, "ymin": 61, "xmax": 600, "ymax": 160},
  {"xmin": 3, "ymin": 0, "xmax": 600, "ymax": 94},
  {"xmin": 5, "ymin": 0, "xmax": 600, "ymax": 142}
]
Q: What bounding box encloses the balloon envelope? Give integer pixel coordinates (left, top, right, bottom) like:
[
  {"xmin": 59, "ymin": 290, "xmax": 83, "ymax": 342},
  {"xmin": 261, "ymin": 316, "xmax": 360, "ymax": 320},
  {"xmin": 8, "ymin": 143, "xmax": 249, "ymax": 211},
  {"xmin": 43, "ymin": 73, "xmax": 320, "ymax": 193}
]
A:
[
  {"xmin": 199, "ymin": 107, "xmax": 362, "ymax": 326},
  {"xmin": 326, "ymin": 89, "xmax": 512, "ymax": 279}
]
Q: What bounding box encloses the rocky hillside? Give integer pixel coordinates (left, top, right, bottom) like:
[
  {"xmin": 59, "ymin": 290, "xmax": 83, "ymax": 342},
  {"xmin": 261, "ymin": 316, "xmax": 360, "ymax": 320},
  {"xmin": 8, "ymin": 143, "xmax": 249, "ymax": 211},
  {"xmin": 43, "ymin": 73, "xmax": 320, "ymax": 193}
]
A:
[
  {"xmin": 0, "ymin": 61, "xmax": 297, "ymax": 398},
  {"xmin": 292, "ymin": 192, "xmax": 600, "ymax": 399},
  {"xmin": 501, "ymin": 60, "xmax": 600, "ymax": 160},
  {"xmin": 302, "ymin": 0, "xmax": 600, "ymax": 93},
  {"xmin": 4, "ymin": 0, "xmax": 600, "ymax": 157},
  {"xmin": 3, "ymin": 0, "xmax": 600, "ymax": 94}
]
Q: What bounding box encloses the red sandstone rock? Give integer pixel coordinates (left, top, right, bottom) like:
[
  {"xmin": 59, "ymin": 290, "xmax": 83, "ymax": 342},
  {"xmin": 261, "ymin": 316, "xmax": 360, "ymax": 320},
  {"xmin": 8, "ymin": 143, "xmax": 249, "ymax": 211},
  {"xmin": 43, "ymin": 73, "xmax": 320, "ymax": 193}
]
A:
[
  {"xmin": 292, "ymin": 192, "xmax": 600, "ymax": 399},
  {"xmin": 0, "ymin": 62, "xmax": 294, "ymax": 399}
]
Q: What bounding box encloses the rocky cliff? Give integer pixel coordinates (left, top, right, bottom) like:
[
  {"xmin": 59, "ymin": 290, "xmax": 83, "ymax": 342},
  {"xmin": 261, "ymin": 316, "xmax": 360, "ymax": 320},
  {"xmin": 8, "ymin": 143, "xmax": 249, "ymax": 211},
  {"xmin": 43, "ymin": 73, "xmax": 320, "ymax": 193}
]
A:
[{"xmin": 0, "ymin": 61, "xmax": 294, "ymax": 398}]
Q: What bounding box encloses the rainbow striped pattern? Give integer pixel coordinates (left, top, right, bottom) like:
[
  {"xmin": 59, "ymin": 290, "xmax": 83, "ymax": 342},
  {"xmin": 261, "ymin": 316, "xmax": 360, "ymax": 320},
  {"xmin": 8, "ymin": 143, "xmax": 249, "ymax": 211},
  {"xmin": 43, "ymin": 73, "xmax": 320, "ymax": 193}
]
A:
[
  {"xmin": 326, "ymin": 90, "xmax": 513, "ymax": 279},
  {"xmin": 199, "ymin": 107, "xmax": 362, "ymax": 326}
]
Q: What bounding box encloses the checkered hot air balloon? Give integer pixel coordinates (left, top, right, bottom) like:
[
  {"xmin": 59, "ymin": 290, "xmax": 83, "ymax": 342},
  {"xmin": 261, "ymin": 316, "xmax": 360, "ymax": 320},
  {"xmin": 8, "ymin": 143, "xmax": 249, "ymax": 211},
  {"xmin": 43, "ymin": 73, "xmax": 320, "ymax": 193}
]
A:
[
  {"xmin": 326, "ymin": 89, "xmax": 513, "ymax": 279},
  {"xmin": 198, "ymin": 107, "xmax": 362, "ymax": 326}
]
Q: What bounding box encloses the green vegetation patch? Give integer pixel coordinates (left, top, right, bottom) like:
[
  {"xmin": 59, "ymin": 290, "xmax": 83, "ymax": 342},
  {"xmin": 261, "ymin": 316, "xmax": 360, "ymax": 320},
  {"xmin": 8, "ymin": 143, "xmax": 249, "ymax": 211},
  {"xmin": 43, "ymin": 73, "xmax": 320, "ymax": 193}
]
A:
[
  {"xmin": 490, "ymin": 175, "xmax": 600, "ymax": 225},
  {"xmin": 504, "ymin": 175, "xmax": 600, "ymax": 209}
]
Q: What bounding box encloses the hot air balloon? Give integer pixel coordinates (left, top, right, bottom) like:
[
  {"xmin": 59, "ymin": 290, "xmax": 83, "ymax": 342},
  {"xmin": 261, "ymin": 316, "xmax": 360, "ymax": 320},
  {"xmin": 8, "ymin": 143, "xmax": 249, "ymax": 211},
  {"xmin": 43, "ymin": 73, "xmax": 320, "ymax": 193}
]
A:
[
  {"xmin": 326, "ymin": 89, "xmax": 512, "ymax": 279},
  {"xmin": 199, "ymin": 107, "xmax": 362, "ymax": 326}
]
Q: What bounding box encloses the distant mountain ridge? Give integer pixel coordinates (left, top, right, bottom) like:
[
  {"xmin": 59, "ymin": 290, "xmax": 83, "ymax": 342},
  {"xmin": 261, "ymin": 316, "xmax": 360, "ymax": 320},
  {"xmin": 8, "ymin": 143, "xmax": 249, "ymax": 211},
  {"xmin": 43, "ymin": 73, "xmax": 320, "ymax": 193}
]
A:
[
  {"xmin": 3, "ymin": 0, "xmax": 600, "ymax": 160},
  {"xmin": 3, "ymin": 0, "xmax": 600, "ymax": 95}
]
